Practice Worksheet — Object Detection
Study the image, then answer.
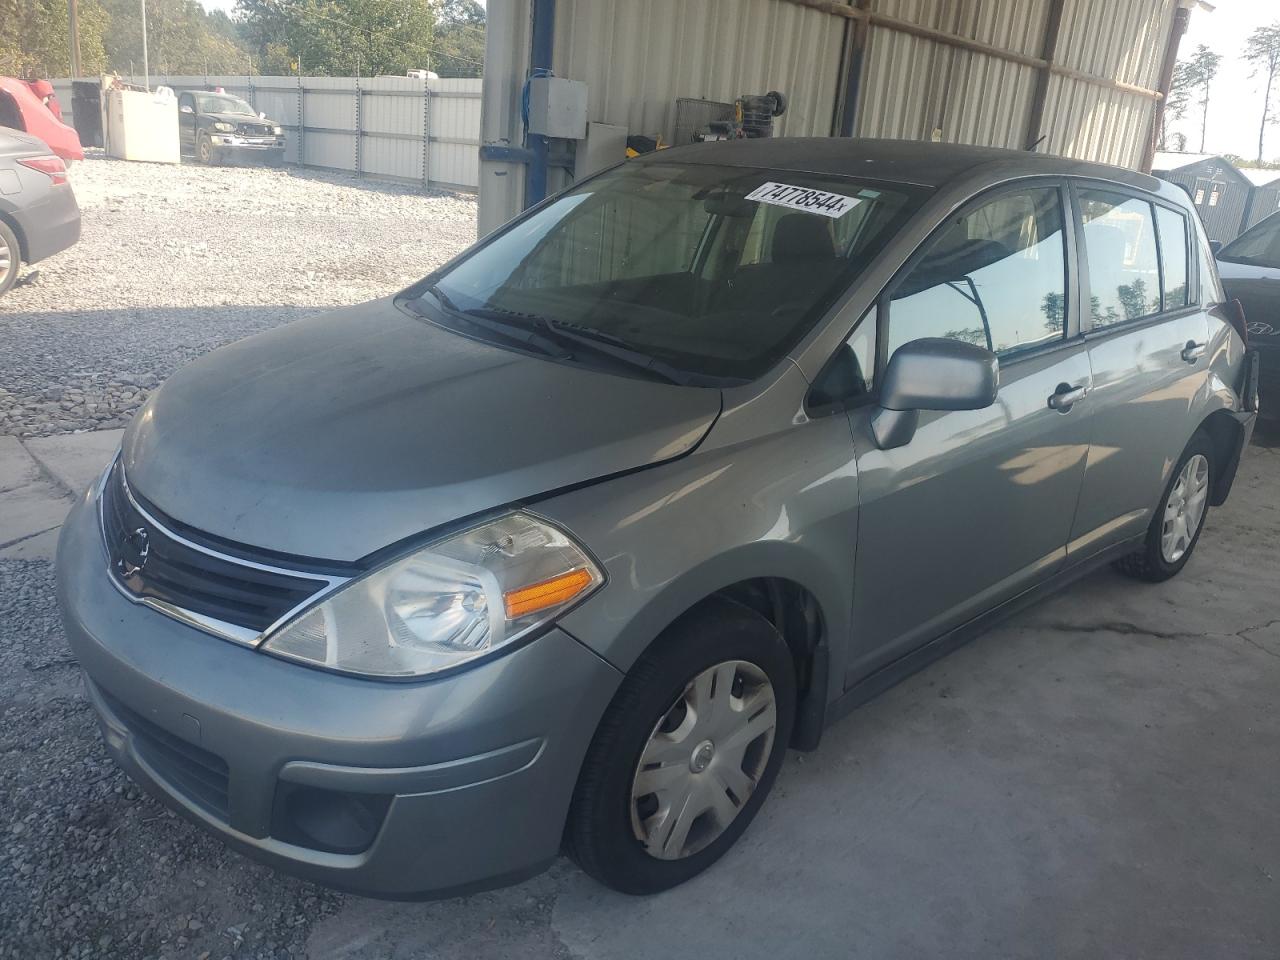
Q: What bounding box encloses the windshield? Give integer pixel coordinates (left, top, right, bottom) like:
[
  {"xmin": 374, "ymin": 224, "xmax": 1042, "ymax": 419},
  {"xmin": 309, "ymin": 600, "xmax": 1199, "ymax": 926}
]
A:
[
  {"xmin": 196, "ymin": 93, "xmax": 256, "ymax": 116},
  {"xmin": 1218, "ymin": 212, "xmax": 1280, "ymax": 267},
  {"xmin": 412, "ymin": 161, "xmax": 925, "ymax": 382}
]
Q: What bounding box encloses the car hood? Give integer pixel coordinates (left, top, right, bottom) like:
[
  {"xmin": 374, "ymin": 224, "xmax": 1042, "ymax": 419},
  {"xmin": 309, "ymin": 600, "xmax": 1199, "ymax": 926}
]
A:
[
  {"xmin": 203, "ymin": 111, "xmax": 274, "ymax": 125},
  {"xmin": 122, "ymin": 298, "xmax": 721, "ymax": 561}
]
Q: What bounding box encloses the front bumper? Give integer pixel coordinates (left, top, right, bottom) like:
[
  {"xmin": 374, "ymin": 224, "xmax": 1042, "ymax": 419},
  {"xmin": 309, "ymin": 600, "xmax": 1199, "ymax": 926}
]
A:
[
  {"xmin": 209, "ymin": 135, "xmax": 286, "ymax": 165},
  {"xmin": 56, "ymin": 489, "xmax": 622, "ymax": 899}
]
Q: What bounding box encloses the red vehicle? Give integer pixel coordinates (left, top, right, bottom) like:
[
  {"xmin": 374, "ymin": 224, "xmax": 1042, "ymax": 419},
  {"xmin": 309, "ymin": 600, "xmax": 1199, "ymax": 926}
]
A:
[{"xmin": 0, "ymin": 77, "xmax": 83, "ymax": 163}]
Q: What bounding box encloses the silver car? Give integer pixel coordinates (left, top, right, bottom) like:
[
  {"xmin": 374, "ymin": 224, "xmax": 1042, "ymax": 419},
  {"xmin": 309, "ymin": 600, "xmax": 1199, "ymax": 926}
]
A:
[
  {"xmin": 0, "ymin": 126, "xmax": 81, "ymax": 297},
  {"xmin": 57, "ymin": 139, "xmax": 1258, "ymax": 898}
]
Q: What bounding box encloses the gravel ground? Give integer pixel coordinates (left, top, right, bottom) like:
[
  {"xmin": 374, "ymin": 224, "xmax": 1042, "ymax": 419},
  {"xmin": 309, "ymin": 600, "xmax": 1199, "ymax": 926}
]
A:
[
  {"xmin": 0, "ymin": 154, "xmax": 477, "ymax": 438},
  {"xmin": 0, "ymin": 157, "xmax": 477, "ymax": 958}
]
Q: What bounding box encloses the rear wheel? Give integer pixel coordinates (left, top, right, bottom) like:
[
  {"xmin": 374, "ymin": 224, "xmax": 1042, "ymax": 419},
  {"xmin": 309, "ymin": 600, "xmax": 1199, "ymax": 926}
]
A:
[
  {"xmin": 0, "ymin": 220, "xmax": 19, "ymax": 297},
  {"xmin": 567, "ymin": 599, "xmax": 795, "ymax": 894},
  {"xmin": 1114, "ymin": 430, "xmax": 1214, "ymax": 582}
]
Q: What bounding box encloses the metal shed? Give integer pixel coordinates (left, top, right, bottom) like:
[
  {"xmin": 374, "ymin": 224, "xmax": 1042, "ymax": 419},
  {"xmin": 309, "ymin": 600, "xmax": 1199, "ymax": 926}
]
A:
[
  {"xmin": 481, "ymin": 0, "xmax": 1201, "ymax": 233},
  {"xmin": 1151, "ymin": 151, "xmax": 1253, "ymax": 242},
  {"xmin": 1241, "ymin": 167, "xmax": 1280, "ymax": 231}
]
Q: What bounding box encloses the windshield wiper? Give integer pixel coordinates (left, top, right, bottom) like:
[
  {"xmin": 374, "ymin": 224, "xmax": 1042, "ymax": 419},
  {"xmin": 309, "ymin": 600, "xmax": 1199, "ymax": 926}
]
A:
[
  {"xmin": 413, "ymin": 286, "xmax": 570, "ymax": 359},
  {"xmin": 536, "ymin": 318, "xmax": 696, "ymax": 386}
]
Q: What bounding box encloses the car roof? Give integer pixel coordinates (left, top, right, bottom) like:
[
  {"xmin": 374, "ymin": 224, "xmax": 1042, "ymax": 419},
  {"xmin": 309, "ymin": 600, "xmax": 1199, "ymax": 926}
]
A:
[{"xmin": 651, "ymin": 137, "xmax": 1164, "ymax": 193}]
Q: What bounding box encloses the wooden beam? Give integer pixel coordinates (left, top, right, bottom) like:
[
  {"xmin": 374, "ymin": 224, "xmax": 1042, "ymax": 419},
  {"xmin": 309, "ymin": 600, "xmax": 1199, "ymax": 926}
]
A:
[
  {"xmin": 1026, "ymin": 0, "xmax": 1066, "ymax": 150},
  {"xmin": 773, "ymin": 0, "xmax": 1163, "ymax": 102}
]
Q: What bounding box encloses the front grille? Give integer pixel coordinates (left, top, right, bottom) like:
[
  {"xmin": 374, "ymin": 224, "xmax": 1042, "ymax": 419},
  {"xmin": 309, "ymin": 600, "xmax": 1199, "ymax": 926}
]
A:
[
  {"xmin": 100, "ymin": 687, "xmax": 231, "ymax": 821},
  {"xmin": 235, "ymin": 122, "xmax": 273, "ymax": 137},
  {"xmin": 100, "ymin": 459, "xmax": 329, "ymax": 634}
]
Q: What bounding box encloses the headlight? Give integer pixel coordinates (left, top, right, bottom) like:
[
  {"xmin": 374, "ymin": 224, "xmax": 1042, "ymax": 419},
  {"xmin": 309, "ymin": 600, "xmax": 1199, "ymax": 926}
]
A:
[
  {"xmin": 212, "ymin": 121, "xmax": 234, "ymax": 132},
  {"xmin": 261, "ymin": 513, "xmax": 603, "ymax": 678},
  {"xmin": 272, "ymin": 125, "xmax": 283, "ymax": 135}
]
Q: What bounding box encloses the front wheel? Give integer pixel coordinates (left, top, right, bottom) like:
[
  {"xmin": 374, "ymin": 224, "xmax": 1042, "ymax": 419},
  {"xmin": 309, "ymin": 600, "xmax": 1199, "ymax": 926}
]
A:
[
  {"xmin": 1114, "ymin": 430, "xmax": 1214, "ymax": 582},
  {"xmin": 197, "ymin": 133, "xmax": 214, "ymax": 164},
  {"xmin": 566, "ymin": 599, "xmax": 795, "ymax": 894}
]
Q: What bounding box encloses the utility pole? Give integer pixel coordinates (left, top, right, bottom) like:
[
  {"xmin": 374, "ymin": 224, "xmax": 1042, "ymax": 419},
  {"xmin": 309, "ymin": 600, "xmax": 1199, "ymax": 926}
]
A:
[
  {"xmin": 140, "ymin": 0, "xmax": 150, "ymax": 90},
  {"xmin": 67, "ymin": 0, "xmax": 83, "ymax": 77}
]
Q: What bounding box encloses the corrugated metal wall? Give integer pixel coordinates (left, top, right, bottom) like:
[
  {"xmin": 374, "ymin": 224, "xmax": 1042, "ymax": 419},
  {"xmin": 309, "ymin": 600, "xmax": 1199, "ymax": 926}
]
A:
[
  {"xmin": 550, "ymin": 0, "xmax": 845, "ymax": 143},
  {"xmin": 538, "ymin": 0, "xmax": 1174, "ymax": 168},
  {"xmin": 1244, "ymin": 183, "xmax": 1280, "ymax": 231},
  {"xmin": 856, "ymin": 0, "xmax": 1046, "ymax": 149},
  {"xmin": 51, "ymin": 75, "xmax": 482, "ymax": 189},
  {"xmin": 1039, "ymin": 0, "xmax": 1173, "ymax": 167},
  {"xmin": 855, "ymin": 0, "xmax": 1173, "ymax": 167}
]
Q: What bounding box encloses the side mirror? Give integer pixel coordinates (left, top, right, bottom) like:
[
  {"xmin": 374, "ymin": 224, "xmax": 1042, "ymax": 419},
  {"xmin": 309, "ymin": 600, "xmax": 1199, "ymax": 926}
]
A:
[
  {"xmin": 872, "ymin": 337, "xmax": 999, "ymax": 450},
  {"xmin": 180, "ymin": 104, "xmax": 194, "ymax": 114}
]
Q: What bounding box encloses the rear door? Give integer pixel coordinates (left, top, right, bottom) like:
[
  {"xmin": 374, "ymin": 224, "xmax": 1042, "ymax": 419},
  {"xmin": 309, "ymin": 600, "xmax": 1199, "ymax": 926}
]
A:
[
  {"xmin": 845, "ymin": 180, "xmax": 1094, "ymax": 679},
  {"xmin": 1066, "ymin": 183, "xmax": 1211, "ymax": 555}
]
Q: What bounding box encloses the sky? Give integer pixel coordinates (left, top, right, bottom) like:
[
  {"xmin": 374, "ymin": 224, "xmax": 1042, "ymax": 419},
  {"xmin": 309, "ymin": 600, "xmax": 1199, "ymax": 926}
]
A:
[{"xmin": 1168, "ymin": 0, "xmax": 1279, "ymax": 164}]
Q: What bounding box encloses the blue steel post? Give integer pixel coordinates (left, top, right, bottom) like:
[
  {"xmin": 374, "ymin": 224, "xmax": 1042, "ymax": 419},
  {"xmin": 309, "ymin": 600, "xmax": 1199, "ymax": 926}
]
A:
[{"xmin": 525, "ymin": 0, "xmax": 555, "ymax": 207}]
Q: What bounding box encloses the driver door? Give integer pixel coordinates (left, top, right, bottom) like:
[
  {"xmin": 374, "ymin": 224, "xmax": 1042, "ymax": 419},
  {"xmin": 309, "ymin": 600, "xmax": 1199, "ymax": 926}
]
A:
[
  {"xmin": 177, "ymin": 93, "xmax": 196, "ymax": 152},
  {"xmin": 844, "ymin": 181, "xmax": 1095, "ymax": 682}
]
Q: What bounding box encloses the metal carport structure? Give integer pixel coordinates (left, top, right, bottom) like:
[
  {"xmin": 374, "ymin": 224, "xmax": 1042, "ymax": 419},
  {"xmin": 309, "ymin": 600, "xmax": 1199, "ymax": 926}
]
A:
[{"xmin": 479, "ymin": 0, "xmax": 1201, "ymax": 233}]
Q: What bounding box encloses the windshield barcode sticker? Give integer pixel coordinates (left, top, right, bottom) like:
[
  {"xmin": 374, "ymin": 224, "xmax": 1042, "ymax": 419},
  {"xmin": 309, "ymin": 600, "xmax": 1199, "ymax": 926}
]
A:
[{"xmin": 745, "ymin": 182, "xmax": 862, "ymax": 219}]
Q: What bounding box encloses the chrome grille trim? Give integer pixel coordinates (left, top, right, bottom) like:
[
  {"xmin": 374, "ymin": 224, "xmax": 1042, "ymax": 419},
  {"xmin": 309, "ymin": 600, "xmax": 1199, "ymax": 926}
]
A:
[{"xmin": 96, "ymin": 456, "xmax": 352, "ymax": 648}]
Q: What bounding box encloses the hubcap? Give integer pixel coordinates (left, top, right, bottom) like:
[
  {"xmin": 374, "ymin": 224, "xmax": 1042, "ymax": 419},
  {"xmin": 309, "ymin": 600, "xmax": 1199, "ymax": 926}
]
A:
[
  {"xmin": 629, "ymin": 660, "xmax": 777, "ymax": 861},
  {"xmin": 1161, "ymin": 454, "xmax": 1209, "ymax": 563}
]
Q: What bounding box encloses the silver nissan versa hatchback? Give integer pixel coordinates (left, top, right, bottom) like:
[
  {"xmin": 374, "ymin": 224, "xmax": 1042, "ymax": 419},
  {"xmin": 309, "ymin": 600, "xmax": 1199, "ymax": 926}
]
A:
[{"xmin": 58, "ymin": 139, "xmax": 1259, "ymax": 898}]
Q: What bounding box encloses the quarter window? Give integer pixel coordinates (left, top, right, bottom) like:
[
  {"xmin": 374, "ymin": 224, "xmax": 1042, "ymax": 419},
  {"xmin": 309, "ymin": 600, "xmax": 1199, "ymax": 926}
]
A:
[
  {"xmin": 886, "ymin": 188, "xmax": 1068, "ymax": 359},
  {"xmin": 1079, "ymin": 190, "xmax": 1161, "ymax": 327},
  {"xmin": 1155, "ymin": 206, "xmax": 1189, "ymax": 309}
]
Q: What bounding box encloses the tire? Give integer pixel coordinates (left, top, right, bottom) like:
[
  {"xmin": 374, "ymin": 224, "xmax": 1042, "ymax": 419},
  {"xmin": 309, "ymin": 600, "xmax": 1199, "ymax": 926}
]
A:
[
  {"xmin": 566, "ymin": 598, "xmax": 795, "ymax": 895},
  {"xmin": 1114, "ymin": 430, "xmax": 1215, "ymax": 582},
  {"xmin": 0, "ymin": 220, "xmax": 19, "ymax": 297},
  {"xmin": 197, "ymin": 133, "xmax": 214, "ymax": 165}
]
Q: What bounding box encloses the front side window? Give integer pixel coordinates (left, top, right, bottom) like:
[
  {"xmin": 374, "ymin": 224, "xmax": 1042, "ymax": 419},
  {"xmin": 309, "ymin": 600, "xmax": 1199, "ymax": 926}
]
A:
[
  {"xmin": 1156, "ymin": 206, "xmax": 1189, "ymax": 309},
  {"xmin": 417, "ymin": 162, "xmax": 925, "ymax": 382},
  {"xmin": 886, "ymin": 187, "xmax": 1068, "ymax": 359},
  {"xmin": 1079, "ymin": 190, "xmax": 1161, "ymax": 327}
]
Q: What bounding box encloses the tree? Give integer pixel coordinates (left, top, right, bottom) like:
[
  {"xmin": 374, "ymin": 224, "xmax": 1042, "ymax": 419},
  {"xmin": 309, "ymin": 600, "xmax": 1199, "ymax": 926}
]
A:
[
  {"xmin": 236, "ymin": 0, "xmax": 439, "ymax": 77},
  {"xmin": 1245, "ymin": 23, "xmax": 1280, "ymax": 164},
  {"xmin": 101, "ymin": 0, "xmax": 252, "ymax": 76},
  {"xmin": 1161, "ymin": 60, "xmax": 1194, "ymax": 151},
  {"xmin": 433, "ymin": 0, "xmax": 484, "ymax": 77},
  {"xmin": 0, "ymin": 0, "xmax": 109, "ymax": 76},
  {"xmin": 1177, "ymin": 45, "xmax": 1223, "ymax": 154}
]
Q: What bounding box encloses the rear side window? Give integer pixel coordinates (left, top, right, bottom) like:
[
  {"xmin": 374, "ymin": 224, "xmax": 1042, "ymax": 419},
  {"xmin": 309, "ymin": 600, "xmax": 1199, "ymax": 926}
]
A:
[
  {"xmin": 1193, "ymin": 215, "xmax": 1226, "ymax": 305},
  {"xmin": 1155, "ymin": 206, "xmax": 1189, "ymax": 309},
  {"xmin": 886, "ymin": 187, "xmax": 1068, "ymax": 359},
  {"xmin": 1079, "ymin": 190, "xmax": 1161, "ymax": 326}
]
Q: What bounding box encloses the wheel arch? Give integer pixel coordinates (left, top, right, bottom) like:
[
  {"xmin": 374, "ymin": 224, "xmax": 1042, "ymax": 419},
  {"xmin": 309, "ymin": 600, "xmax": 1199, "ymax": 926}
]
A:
[
  {"xmin": 0, "ymin": 208, "xmax": 28, "ymax": 263},
  {"xmin": 574, "ymin": 541, "xmax": 849, "ymax": 753},
  {"xmin": 1197, "ymin": 407, "xmax": 1247, "ymax": 506}
]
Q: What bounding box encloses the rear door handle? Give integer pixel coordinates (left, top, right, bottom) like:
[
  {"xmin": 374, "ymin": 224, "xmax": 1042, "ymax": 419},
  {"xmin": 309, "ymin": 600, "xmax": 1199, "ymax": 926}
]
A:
[
  {"xmin": 1181, "ymin": 341, "xmax": 1207, "ymax": 363},
  {"xmin": 1048, "ymin": 383, "xmax": 1089, "ymax": 411}
]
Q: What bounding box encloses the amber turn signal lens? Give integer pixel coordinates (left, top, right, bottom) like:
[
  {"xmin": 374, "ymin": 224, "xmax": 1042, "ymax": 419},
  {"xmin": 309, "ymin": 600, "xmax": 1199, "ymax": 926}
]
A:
[{"xmin": 504, "ymin": 568, "xmax": 595, "ymax": 619}]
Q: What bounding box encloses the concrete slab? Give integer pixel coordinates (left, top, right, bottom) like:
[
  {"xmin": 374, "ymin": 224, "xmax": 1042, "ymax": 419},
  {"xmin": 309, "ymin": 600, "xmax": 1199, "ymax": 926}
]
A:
[
  {"xmin": 23, "ymin": 429, "xmax": 123, "ymax": 496},
  {"xmin": 0, "ymin": 526, "xmax": 61, "ymax": 561},
  {"xmin": 304, "ymin": 435, "xmax": 1280, "ymax": 960},
  {"xmin": 0, "ymin": 436, "xmax": 42, "ymax": 493},
  {"xmin": 0, "ymin": 483, "xmax": 71, "ymax": 548}
]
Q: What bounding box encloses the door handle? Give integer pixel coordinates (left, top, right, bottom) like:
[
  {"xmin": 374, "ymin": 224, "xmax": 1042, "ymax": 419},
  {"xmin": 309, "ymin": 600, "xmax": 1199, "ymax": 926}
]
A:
[
  {"xmin": 1181, "ymin": 341, "xmax": 1207, "ymax": 363},
  {"xmin": 1047, "ymin": 383, "xmax": 1089, "ymax": 411}
]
